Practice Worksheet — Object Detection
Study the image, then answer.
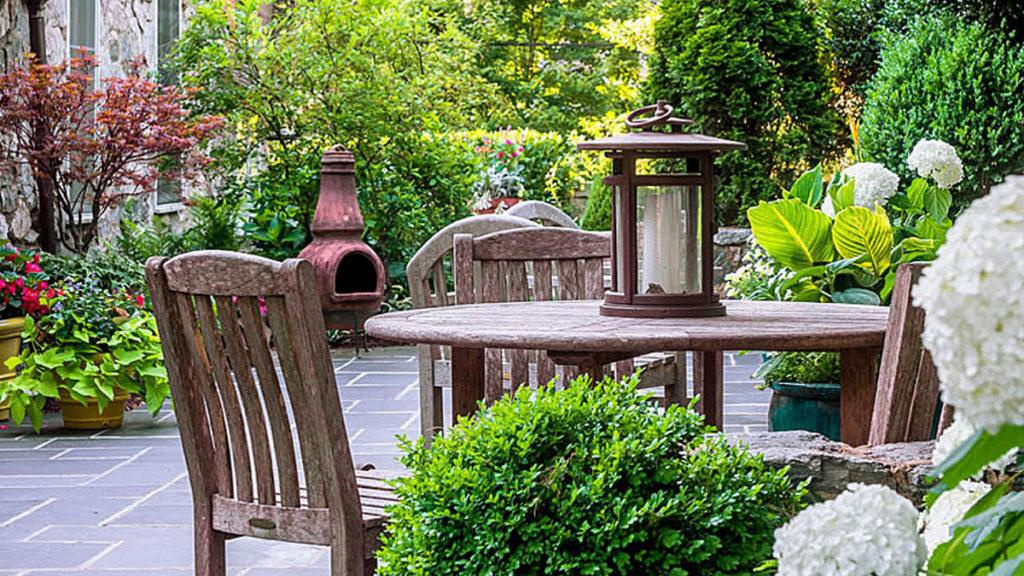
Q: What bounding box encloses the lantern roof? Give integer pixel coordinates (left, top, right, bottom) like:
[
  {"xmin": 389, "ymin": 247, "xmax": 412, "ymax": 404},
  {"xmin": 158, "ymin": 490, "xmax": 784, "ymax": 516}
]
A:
[{"xmin": 577, "ymin": 101, "xmax": 746, "ymax": 153}]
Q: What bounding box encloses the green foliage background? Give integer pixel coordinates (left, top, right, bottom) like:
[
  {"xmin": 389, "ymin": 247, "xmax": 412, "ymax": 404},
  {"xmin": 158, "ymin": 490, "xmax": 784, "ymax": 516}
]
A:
[
  {"xmin": 647, "ymin": 0, "xmax": 842, "ymax": 225},
  {"xmin": 860, "ymin": 17, "xmax": 1024, "ymax": 211}
]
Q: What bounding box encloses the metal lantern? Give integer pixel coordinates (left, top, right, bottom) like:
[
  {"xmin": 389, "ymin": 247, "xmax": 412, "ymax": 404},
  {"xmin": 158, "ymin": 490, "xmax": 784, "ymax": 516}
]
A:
[{"xmin": 578, "ymin": 101, "xmax": 746, "ymax": 318}]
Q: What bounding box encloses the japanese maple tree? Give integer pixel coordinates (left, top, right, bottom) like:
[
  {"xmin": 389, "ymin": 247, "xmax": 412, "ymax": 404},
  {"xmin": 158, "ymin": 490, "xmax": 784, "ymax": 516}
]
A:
[{"xmin": 0, "ymin": 55, "xmax": 222, "ymax": 252}]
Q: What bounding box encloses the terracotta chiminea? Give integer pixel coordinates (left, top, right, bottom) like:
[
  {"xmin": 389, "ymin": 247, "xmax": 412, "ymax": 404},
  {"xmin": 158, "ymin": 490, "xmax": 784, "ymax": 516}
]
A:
[{"xmin": 298, "ymin": 146, "xmax": 386, "ymax": 329}]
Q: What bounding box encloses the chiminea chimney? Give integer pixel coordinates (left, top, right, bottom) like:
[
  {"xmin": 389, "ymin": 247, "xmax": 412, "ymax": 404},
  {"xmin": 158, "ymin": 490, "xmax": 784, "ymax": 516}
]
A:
[{"xmin": 298, "ymin": 146, "xmax": 386, "ymax": 329}]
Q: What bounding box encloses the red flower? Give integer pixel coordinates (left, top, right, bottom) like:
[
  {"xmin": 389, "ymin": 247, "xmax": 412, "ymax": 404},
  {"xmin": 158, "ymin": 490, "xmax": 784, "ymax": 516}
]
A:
[
  {"xmin": 497, "ymin": 152, "xmax": 504, "ymax": 159},
  {"xmin": 135, "ymin": 294, "xmax": 145, "ymax": 307},
  {"xmin": 24, "ymin": 262, "xmax": 42, "ymax": 274}
]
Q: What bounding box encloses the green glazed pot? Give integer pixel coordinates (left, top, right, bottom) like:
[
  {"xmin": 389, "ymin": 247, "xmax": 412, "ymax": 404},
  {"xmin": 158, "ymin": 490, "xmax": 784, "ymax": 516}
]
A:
[{"xmin": 767, "ymin": 380, "xmax": 841, "ymax": 441}]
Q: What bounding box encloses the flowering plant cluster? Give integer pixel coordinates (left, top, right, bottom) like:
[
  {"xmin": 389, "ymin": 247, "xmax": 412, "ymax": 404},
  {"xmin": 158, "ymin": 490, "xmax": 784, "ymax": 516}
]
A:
[
  {"xmin": 0, "ymin": 245, "xmax": 54, "ymax": 319},
  {"xmin": 771, "ymin": 177, "xmax": 1024, "ymax": 575},
  {"xmin": 1, "ymin": 278, "xmax": 168, "ymax": 431},
  {"xmin": 746, "ymin": 138, "xmax": 963, "ymax": 306},
  {"xmin": 773, "ymin": 483, "xmax": 926, "ymax": 575}
]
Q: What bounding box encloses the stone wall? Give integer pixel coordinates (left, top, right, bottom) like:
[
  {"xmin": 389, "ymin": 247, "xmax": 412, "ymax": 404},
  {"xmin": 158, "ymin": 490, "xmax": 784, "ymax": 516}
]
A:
[{"xmin": 714, "ymin": 226, "xmax": 752, "ymax": 294}]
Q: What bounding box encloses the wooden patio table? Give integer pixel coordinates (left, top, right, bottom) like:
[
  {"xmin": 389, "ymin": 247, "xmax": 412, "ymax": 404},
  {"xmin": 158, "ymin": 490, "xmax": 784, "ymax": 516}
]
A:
[{"xmin": 364, "ymin": 299, "xmax": 889, "ymax": 445}]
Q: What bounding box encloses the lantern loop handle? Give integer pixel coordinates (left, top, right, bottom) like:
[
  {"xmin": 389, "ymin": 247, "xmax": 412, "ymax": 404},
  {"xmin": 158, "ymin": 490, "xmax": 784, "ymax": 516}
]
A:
[{"xmin": 625, "ymin": 100, "xmax": 693, "ymax": 131}]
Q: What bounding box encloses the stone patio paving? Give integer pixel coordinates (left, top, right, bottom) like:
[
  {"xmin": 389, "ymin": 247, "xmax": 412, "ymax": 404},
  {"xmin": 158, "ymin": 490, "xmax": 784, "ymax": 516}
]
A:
[{"xmin": 0, "ymin": 347, "xmax": 769, "ymax": 575}]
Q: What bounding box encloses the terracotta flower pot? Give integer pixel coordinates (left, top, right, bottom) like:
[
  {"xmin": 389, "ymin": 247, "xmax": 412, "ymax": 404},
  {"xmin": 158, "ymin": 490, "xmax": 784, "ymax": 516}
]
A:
[
  {"xmin": 56, "ymin": 387, "xmax": 130, "ymax": 430},
  {"xmin": 473, "ymin": 197, "xmax": 522, "ymax": 215},
  {"xmin": 0, "ymin": 316, "xmax": 25, "ymax": 421}
]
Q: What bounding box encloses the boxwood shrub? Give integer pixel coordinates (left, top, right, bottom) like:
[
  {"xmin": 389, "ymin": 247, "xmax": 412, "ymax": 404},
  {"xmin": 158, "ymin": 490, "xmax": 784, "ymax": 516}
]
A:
[{"xmin": 377, "ymin": 376, "xmax": 806, "ymax": 575}]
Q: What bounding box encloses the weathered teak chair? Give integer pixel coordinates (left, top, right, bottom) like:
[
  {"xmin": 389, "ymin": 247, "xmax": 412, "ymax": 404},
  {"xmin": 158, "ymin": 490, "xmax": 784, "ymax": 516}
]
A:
[
  {"xmin": 407, "ymin": 214, "xmax": 539, "ymax": 441},
  {"xmin": 504, "ymin": 200, "xmax": 579, "ymax": 229},
  {"xmin": 868, "ymin": 262, "xmax": 953, "ymax": 445},
  {"xmin": 453, "ymin": 227, "xmax": 686, "ymax": 407},
  {"xmin": 147, "ymin": 251, "xmax": 396, "ymax": 576}
]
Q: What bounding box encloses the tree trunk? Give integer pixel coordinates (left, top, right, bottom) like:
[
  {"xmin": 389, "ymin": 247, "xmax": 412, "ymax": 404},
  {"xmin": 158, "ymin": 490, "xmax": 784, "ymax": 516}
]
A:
[{"xmin": 25, "ymin": 0, "xmax": 57, "ymax": 253}]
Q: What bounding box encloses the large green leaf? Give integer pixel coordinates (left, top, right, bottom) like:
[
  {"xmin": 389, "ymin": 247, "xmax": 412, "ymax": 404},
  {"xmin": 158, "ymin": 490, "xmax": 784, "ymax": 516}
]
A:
[
  {"xmin": 832, "ymin": 206, "xmax": 893, "ymax": 276},
  {"xmin": 748, "ymin": 199, "xmax": 834, "ymax": 271},
  {"xmin": 925, "ymin": 185, "xmax": 953, "ymax": 222},
  {"xmin": 787, "ymin": 164, "xmax": 823, "ymax": 207}
]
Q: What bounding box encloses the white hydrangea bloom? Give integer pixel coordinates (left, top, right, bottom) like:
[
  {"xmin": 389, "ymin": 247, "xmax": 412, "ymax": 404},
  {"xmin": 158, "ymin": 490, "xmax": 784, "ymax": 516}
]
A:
[
  {"xmin": 915, "ymin": 176, "xmax": 1024, "ymax": 431},
  {"xmin": 932, "ymin": 418, "xmax": 1016, "ymax": 473},
  {"xmin": 908, "ymin": 139, "xmax": 964, "ymax": 189},
  {"xmin": 919, "ymin": 481, "xmax": 990, "ymax": 554},
  {"xmin": 842, "ymin": 162, "xmax": 900, "ymax": 209},
  {"xmin": 774, "ymin": 484, "xmax": 926, "ymax": 576}
]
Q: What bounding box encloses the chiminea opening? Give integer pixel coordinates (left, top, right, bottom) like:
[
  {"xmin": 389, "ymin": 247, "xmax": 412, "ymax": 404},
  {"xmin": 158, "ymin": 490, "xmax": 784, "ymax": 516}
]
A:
[{"xmin": 335, "ymin": 252, "xmax": 378, "ymax": 295}]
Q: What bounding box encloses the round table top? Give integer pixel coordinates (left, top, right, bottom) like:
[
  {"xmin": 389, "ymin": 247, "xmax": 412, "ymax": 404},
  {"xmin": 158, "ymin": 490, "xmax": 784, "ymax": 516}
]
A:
[{"xmin": 365, "ymin": 300, "xmax": 890, "ymax": 353}]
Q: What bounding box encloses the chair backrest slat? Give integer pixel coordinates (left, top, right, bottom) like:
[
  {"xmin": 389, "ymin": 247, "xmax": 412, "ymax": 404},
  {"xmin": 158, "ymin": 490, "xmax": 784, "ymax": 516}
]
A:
[
  {"xmin": 193, "ymin": 294, "xmax": 253, "ymax": 502},
  {"xmin": 236, "ymin": 296, "xmax": 302, "ymax": 507},
  {"xmin": 147, "ymin": 251, "xmax": 364, "ymax": 562},
  {"xmin": 869, "ymin": 262, "xmax": 945, "ymax": 445},
  {"xmin": 212, "ymin": 294, "xmax": 277, "ymax": 506},
  {"xmin": 263, "ymin": 295, "xmax": 327, "ymax": 508},
  {"xmin": 454, "ymin": 227, "xmax": 612, "ymax": 397},
  {"xmin": 504, "ymin": 200, "xmax": 579, "ymax": 229}
]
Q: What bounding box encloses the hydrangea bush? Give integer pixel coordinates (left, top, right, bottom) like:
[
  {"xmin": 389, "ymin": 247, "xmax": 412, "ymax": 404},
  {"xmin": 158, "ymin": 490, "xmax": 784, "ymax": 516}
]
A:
[{"xmin": 773, "ymin": 484, "xmax": 926, "ymax": 576}]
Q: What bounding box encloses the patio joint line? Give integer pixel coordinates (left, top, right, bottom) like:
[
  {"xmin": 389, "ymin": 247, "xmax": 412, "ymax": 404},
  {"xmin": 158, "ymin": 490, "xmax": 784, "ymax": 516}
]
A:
[
  {"xmin": 100, "ymin": 471, "xmax": 188, "ymax": 526},
  {"xmin": 80, "ymin": 447, "xmax": 152, "ymax": 486},
  {"xmin": 79, "ymin": 540, "xmax": 125, "ymax": 570},
  {"xmin": 0, "ymin": 497, "xmax": 56, "ymax": 527}
]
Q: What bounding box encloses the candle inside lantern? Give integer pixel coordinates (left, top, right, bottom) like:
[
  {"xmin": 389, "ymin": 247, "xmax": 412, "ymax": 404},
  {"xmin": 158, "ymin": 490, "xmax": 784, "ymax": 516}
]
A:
[{"xmin": 639, "ymin": 186, "xmax": 701, "ymax": 294}]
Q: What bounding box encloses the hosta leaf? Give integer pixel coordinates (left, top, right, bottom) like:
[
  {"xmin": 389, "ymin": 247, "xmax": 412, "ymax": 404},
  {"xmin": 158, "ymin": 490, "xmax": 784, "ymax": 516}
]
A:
[
  {"xmin": 748, "ymin": 199, "xmax": 834, "ymax": 271},
  {"xmin": 832, "ymin": 206, "xmax": 892, "ymax": 276},
  {"xmin": 832, "ymin": 287, "xmax": 881, "ymax": 306}
]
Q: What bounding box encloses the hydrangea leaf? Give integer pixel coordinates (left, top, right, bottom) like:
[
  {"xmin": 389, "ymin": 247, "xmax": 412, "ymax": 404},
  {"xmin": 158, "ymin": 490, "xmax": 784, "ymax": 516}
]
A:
[
  {"xmin": 832, "ymin": 205, "xmax": 892, "ymax": 276},
  {"xmin": 925, "ymin": 185, "xmax": 953, "ymax": 222},
  {"xmin": 748, "ymin": 199, "xmax": 834, "ymax": 271}
]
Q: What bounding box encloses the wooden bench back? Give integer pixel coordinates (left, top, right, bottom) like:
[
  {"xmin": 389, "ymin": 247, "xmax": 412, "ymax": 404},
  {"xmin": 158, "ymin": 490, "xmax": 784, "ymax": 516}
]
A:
[
  {"xmin": 453, "ymin": 227, "xmax": 612, "ymax": 397},
  {"xmin": 504, "ymin": 200, "xmax": 579, "ymax": 229},
  {"xmin": 146, "ymin": 251, "xmax": 364, "ymax": 554},
  {"xmin": 869, "ymin": 262, "xmax": 949, "ymax": 445}
]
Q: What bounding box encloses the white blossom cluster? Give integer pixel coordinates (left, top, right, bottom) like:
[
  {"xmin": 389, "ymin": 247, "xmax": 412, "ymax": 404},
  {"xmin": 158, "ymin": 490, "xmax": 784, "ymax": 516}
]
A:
[
  {"xmin": 908, "ymin": 139, "xmax": 964, "ymax": 189},
  {"xmin": 932, "ymin": 419, "xmax": 1016, "ymax": 473},
  {"xmin": 915, "ymin": 176, "xmax": 1024, "ymax": 431},
  {"xmin": 919, "ymin": 481, "xmax": 990, "ymax": 554},
  {"xmin": 842, "ymin": 162, "xmax": 901, "ymax": 209},
  {"xmin": 773, "ymin": 484, "xmax": 926, "ymax": 576}
]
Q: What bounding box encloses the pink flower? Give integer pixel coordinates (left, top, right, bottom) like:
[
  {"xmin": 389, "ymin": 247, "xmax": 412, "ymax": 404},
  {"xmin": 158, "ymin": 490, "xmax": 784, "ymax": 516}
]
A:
[
  {"xmin": 504, "ymin": 139, "xmax": 513, "ymax": 146},
  {"xmin": 497, "ymin": 152, "xmax": 504, "ymax": 159},
  {"xmin": 24, "ymin": 262, "xmax": 42, "ymax": 273},
  {"xmin": 511, "ymin": 151, "xmax": 519, "ymax": 157},
  {"xmin": 135, "ymin": 294, "xmax": 145, "ymax": 307}
]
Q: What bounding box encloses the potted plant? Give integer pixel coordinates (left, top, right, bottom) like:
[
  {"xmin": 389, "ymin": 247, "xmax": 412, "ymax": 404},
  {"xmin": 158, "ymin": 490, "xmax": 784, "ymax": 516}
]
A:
[
  {"xmin": 472, "ymin": 136, "xmax": 527, "ymax": 214},
  {"xmin": 2, "ymin": 279, "xmax": 169, "ymax": 431},
  {"xmin": 0, "ymin": 245, "xmax": 51, "ymax": 421},
  {"xmin": 737, "ymin": 139, "xmax": 964, "ymax": 436}
]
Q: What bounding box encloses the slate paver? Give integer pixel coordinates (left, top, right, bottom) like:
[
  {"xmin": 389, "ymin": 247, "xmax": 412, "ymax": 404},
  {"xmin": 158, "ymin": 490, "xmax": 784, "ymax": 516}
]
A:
[{"xmin": 0, "ymin": 346, "xmax": 770, "ymax": 574}]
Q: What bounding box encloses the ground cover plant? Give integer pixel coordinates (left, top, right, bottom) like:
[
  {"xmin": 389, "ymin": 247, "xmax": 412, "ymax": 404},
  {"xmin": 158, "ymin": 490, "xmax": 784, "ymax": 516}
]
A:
[{"xmin": 378, "ymin": 376, "xmax": 806, "ymax": 575}]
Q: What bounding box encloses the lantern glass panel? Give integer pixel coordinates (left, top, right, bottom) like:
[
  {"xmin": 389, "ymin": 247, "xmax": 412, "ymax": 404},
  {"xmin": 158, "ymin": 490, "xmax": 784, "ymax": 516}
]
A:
[
  {"xmin": 635, "ymin": 185, "xmax": 702, "ymax": 295},
  {"xmin": 612, "ymin": 184, "xmax": 626, "ymax": 292}
]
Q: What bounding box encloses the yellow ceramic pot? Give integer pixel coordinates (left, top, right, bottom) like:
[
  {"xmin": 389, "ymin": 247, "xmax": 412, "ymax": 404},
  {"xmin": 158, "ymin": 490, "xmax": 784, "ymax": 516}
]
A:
[
  {"xmin": 0, "ymin": 316, "xmax": 25, "ymax": 421},
  {"xmin": 56, "ymin": 387, "xmax": 130, "ymax": 430}
]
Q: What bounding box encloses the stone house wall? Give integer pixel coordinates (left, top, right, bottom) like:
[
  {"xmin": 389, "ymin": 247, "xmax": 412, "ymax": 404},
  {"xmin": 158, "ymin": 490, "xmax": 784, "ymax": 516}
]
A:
[{"xmin": 0, "ymin": 0, "xmax": 191, "ymax": 249}]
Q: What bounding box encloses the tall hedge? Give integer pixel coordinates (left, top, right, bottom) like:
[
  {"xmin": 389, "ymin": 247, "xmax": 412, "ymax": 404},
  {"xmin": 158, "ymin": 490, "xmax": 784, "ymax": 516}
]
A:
[
  {"xmin": 860, "ymin": 17, "xmax": 1024, "ymax": 210},
  {"xmin": 648, "ymin": 0, "xmax": 842, "ymax": 225}
]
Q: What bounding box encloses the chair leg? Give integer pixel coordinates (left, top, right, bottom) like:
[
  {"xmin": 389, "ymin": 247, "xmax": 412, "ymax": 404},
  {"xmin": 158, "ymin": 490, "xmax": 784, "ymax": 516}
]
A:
[
  {"xmin": 663, "ymin": 352, "xmax": 688, "ymax": 407},
  {"xmin": 194, "ymin": 517, "xmax": 226, "ymax": 576}
]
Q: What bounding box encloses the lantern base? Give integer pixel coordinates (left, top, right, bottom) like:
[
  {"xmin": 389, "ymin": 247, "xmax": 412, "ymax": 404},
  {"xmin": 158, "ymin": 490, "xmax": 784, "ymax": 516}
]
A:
[{"xmin": 599, "ymin": 300, "xmax": 727, "ymax": 319}]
